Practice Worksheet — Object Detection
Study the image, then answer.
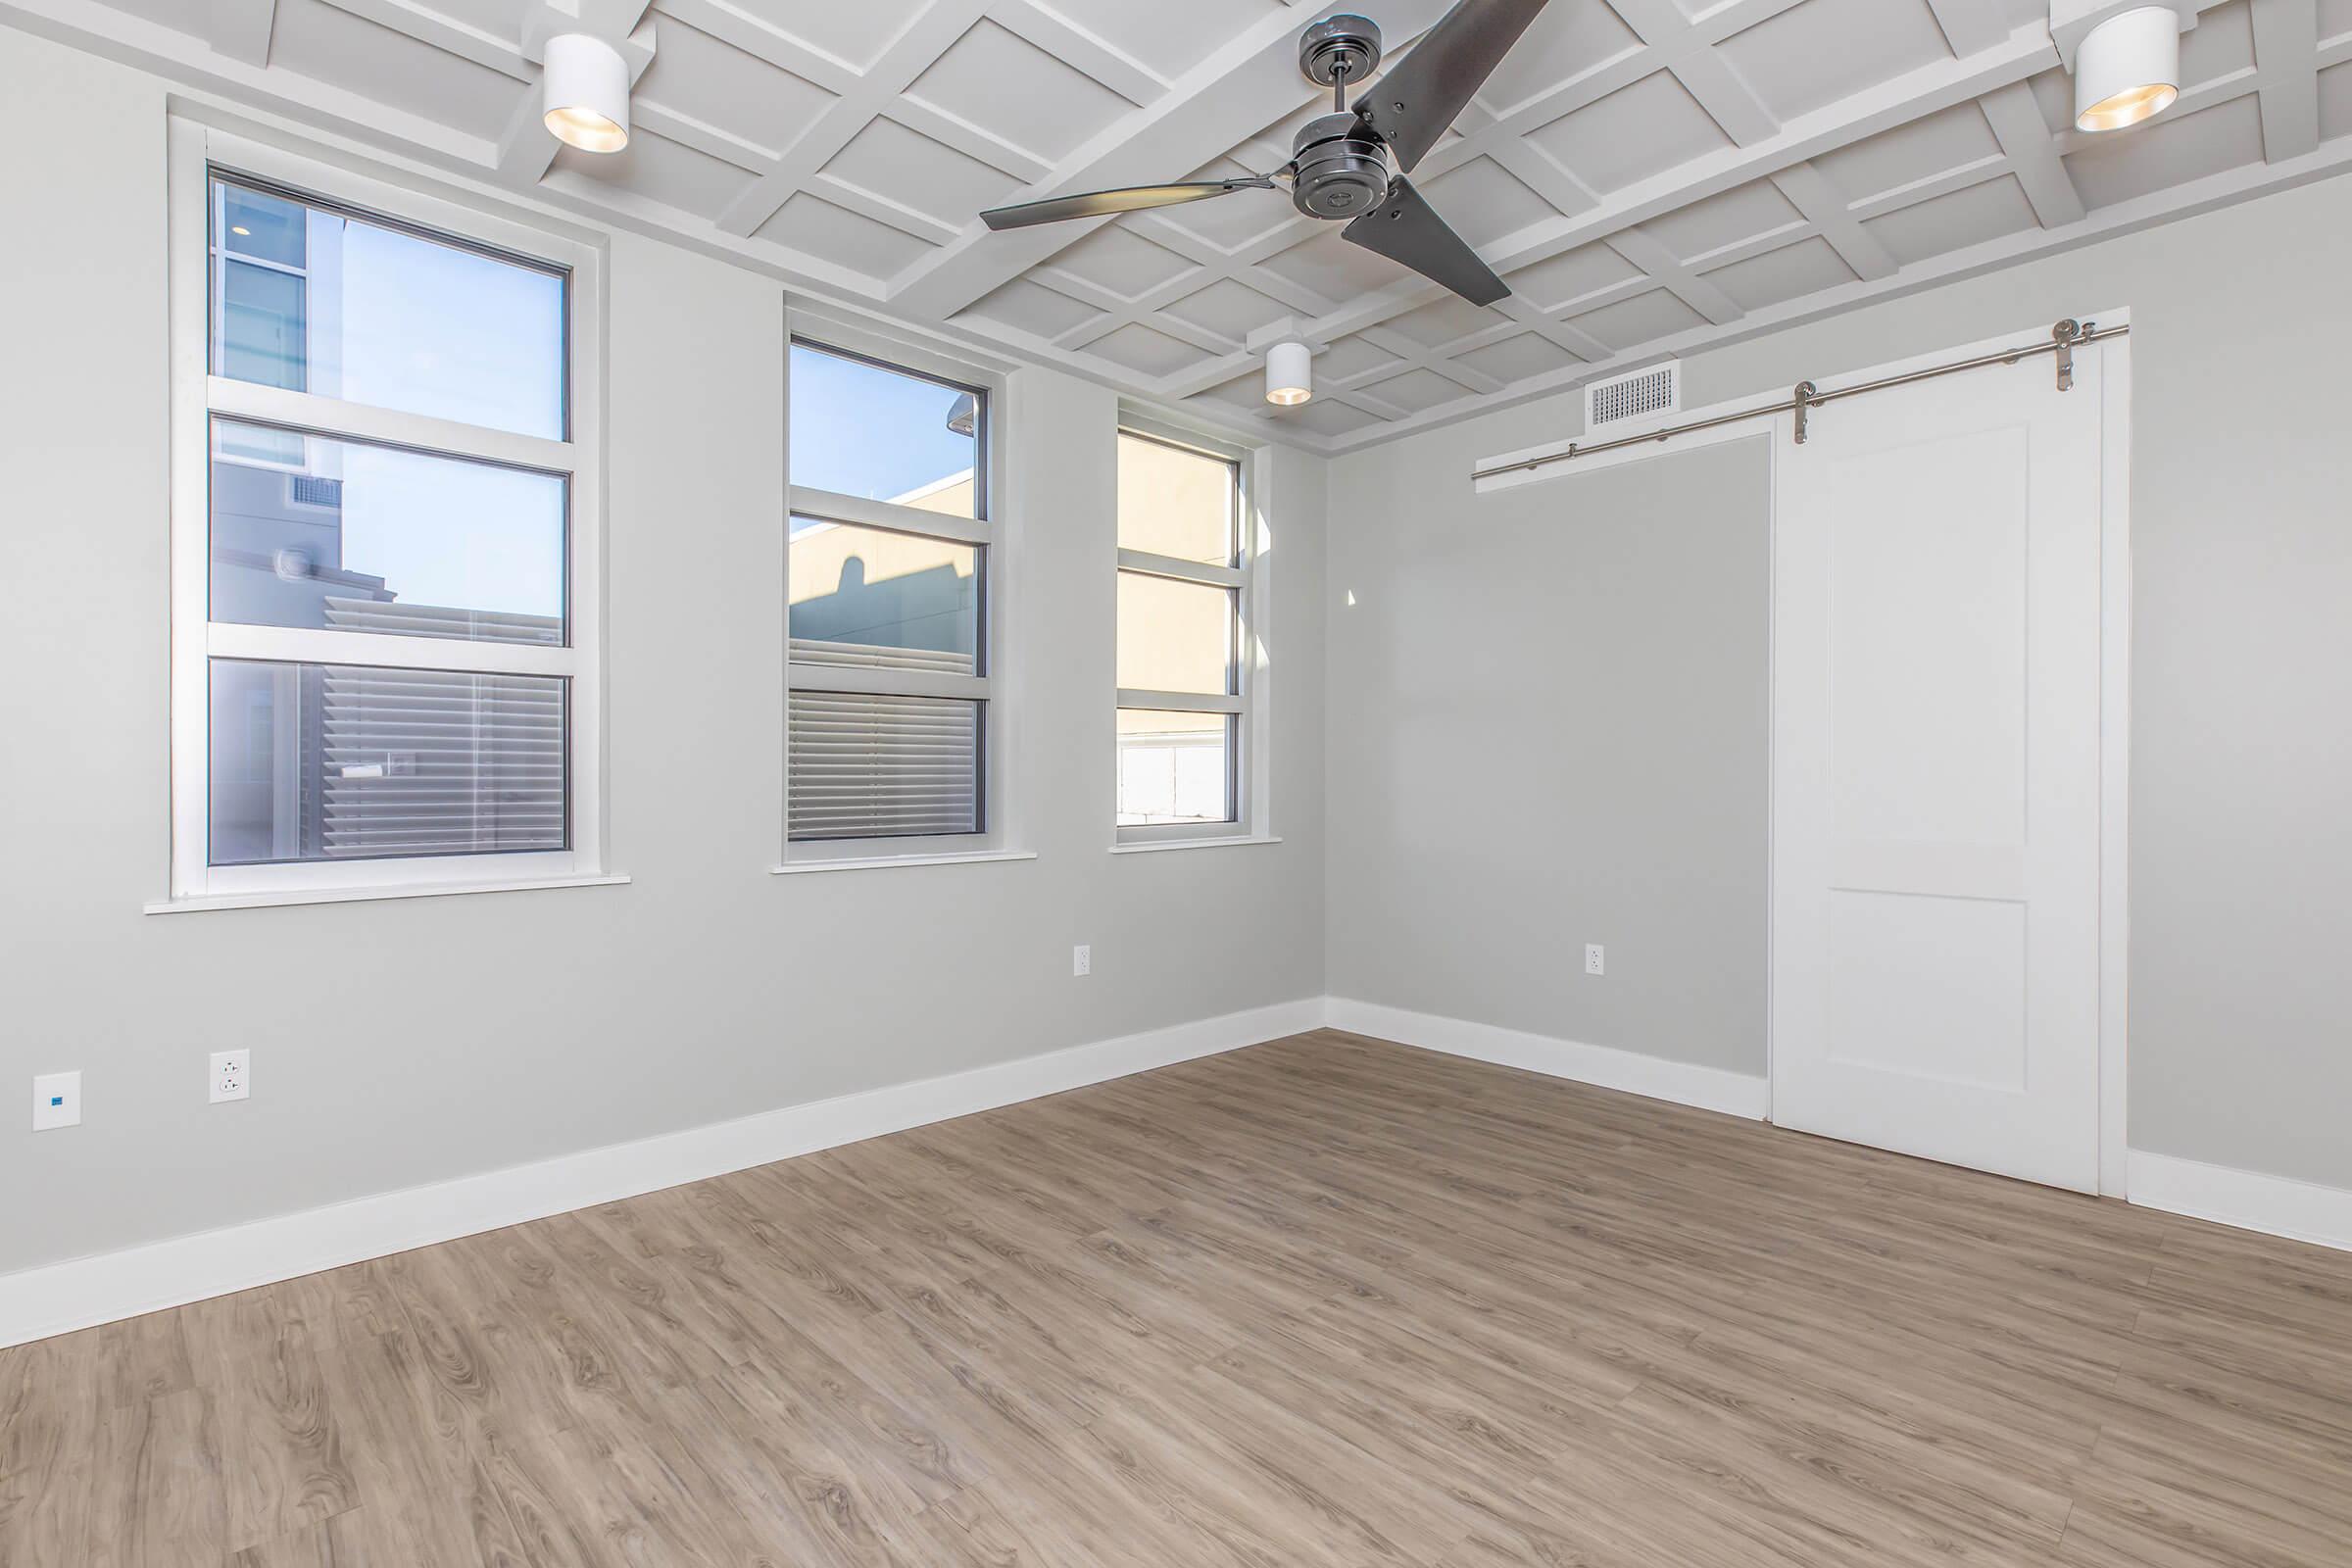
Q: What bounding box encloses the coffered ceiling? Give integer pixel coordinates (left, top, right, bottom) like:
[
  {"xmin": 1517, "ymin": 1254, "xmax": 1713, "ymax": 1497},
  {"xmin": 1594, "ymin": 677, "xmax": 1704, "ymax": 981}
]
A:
[{"xmin": 13, "ymin": 0, "xmax": 2352, "ymax": 451}]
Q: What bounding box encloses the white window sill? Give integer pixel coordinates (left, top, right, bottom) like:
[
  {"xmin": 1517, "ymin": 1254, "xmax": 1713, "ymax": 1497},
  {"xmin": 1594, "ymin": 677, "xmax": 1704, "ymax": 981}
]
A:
[
  {"xmin": 771, "ymin": 849, "xmax": 1039, "ymax": 875},
  {"xmin": 1110, "ymin": 834, "xmax": 1283, "ymax": 856},
  {"xmin": 145, "ymin": 872, "xmax": 631, "ymax": 915}
]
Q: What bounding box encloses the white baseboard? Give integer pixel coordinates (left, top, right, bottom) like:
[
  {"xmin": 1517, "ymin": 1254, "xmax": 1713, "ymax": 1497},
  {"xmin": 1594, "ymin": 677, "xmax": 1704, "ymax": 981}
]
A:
[
  {"xmin": 0, "ymin": 998, "xmax": 1324, "ymax": 1349},
  {"xmin": 1324, "ymin": 998, "xmax": 1771, "ymax": 1120},
  {"xmin": 2128, "ymin": 1150, "xmax": 2352, "ymax": 1254}
]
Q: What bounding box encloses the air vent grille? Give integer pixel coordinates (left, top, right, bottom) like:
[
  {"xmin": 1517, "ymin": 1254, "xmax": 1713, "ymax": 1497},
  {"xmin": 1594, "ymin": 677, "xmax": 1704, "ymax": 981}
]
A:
[
  {"xmin": 289, "ymin": 474, "xmax": 344, "ymax": 509},
  {"xmin": 1586, "ymin": 362, "xmax": 1681, "ymax": 431}
]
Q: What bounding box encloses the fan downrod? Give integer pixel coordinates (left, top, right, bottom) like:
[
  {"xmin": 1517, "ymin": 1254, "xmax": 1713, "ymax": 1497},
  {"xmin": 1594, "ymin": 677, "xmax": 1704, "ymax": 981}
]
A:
[{"xmin": 1298, "ymin": 14, "xmax": 1383, "ymax": 88}]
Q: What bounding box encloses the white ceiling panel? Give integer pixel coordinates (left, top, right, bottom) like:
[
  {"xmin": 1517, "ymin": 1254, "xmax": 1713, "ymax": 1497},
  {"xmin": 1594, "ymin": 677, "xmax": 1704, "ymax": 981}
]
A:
[
  {"xmin": 268, "ymin": 0, "xmax": 524, "ymax": 141},
  {"xmin": 904, "ymin": 18, "xmax": 1139, "ymax": 164},
  {"xmin": 726, "ymin": 0, "xmax": 935, "ymax": 73},
  {"xmin": 1811, "ymin": 102, "xmax": 2002, "ymax": 207},
  {"xmin": 549, "ymin": 133, "xmax": 759, "ymax": 221},
  {"xmin": 1086, "ymin": 322, "xmax": 1216, "ymax": 377},
  {"xmin": 1358, "ymin": 366, "xmax": 1477, "ymax": 413},
  {"xmin": 1637, "ymin": 177, "xmax": 1805, "ymax": 263},
  {"xmin": 1258, "ymin": 227, "xmax": 1416, "ymax": 306},
  {"xmin": 1526, "ymin": 72, "xmax": 1735, "ymax": 194},
  {"xmin": 1162, "ymin": 278, "xmax": 1297, "ymax": 343},
  {"xmin": 1860, "ymin": 172, "xmax": 2039, "ymax": 265},
  {"xmin": 632, "ymin": 14, "xmax": 836, "ymax": 158},
  {"xmin": 756, "ymin": 191, "xmax": 938, "ymax": 274},
  {"xmin": 1450, "ymin": 330, "xmax": 1587, "ymax": 381},
  {"xmin": 1414, "ymin": 155, "xmax": 1564, "ymax": 247},
  {"xmin": 1046, "ymin": 0, "xmax": 1290, "ymax": 78},
  {"xmin": 2322, "ymin": 60, "xmax": 2352, "ymax": 143},
  {"xmin": 1475, "ymin": 0, "xmax": 1643, "ymax": 118},
  {"xmin": 1315, "ymin": 334, "xmax": 1411, "ymax": 381},
  {"xmin": 1384, "ymin": 293, "xmax": 1515, "ymax": 348},
  {"xmin": 32, "ymin": 0, "xmax": 2352, "ymax": 454},
  {"xmin": 955, "ymin": 275, "xmax": 1105, "ymax": 338},
  {"xmin": 1048, "ymin": 225, "xmax": 1200, "ymax": 300},
  {"xmin": 820, "ymin": 116, "xmax": 1026, "ymax": 225},
  {"xmin": 1700, "ymin": 233, "xmax": 1858, "ymax": 311},
  {"xmin": 1501, "ymin": 241, "xmax": 1647, "ymax": 310},
  {"xmin": 1569, "ymin": 287, "xmax": 1710, "ymax": 349},
  {"xmin": 1717, "ymin": 0, "xmax": 1953, "ymax": 122}
]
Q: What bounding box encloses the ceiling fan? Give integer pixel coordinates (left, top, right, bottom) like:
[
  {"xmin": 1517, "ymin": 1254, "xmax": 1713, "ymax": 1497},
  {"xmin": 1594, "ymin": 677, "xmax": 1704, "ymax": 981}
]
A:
[{"xmin": 979, "ymin": 2, "xmax": 1550, "ymax": 308}]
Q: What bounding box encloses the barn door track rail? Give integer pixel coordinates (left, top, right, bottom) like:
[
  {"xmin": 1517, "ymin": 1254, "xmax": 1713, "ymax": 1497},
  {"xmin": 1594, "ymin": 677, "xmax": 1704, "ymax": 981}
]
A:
[{"xmin": 1474, "ymin": 318, "xmax": 2128, "ymax": 483}]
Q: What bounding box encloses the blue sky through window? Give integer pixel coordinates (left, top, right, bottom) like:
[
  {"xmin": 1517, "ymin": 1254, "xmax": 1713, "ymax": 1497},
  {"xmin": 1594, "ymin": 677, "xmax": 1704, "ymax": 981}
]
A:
[{"xmin": 788, "ymin": 344, "xmax": 978, "ymax": 523}]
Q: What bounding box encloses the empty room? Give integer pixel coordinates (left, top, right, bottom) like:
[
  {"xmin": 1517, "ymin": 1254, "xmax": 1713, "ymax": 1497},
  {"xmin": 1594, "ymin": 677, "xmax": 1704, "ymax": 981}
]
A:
[{"xmin": 4, "ymin": 0, "xmax": 2351, "ymax": 1562}]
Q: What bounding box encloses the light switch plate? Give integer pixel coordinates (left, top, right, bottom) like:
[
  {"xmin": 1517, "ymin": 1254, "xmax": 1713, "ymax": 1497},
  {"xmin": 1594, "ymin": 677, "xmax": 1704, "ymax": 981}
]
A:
[{"xmin": 32, "ymin": 1070, "xmax": 81, "ymax": 1131}]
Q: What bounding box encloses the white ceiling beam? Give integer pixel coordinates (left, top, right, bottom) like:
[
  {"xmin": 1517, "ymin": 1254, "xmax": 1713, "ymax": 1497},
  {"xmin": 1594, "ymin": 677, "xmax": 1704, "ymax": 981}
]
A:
[
  {"xmin": 205, "ymin": 0, "xmax": 275, "ymax": 67},
  {"xmin": 1921, "ymin": 0, "xmax": 2013, "ymax": 55},
  {"xmin": 2249, "ymin": 0, "xmax": 2322, "ymax": 162},
  {"xmin": 629, "ymin": 101, "xmax": 775, "ymax": 173},
  {"xmin": 1978, "ymin": 79, "xmax": 2085, "ymax": 226},
  {"xmin": 1607, "ymin": 0, "xmax": 1783, "ymax": 145},
  {"xmin": 1489, "ymin": 293, "xmax": 1614, "ymax": 364},
  {"xmin": 1600, "ymin": 225, "xmax": 1749, "ymax": 325},
  {"xmin": 1845, "ymin": 151, "xmax": 2011, "ymax": 220},
  {"xmin": 1769, "ymin": 161, "xmax": 1900, "ymax": 280}
]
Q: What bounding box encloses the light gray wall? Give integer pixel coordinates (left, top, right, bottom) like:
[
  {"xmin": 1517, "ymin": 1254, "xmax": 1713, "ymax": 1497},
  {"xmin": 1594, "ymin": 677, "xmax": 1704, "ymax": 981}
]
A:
[
  {"xmin": 1327, "ymin": 170, "xmax": 2352, "ymax": 1192},
  {"xmin": 0, "ymin": 32, "xmax": 1327, "ymax": 1274},
  {"xmin": 1325, "ymin": 436, "xmax": 1770, "ymax": 1075}
]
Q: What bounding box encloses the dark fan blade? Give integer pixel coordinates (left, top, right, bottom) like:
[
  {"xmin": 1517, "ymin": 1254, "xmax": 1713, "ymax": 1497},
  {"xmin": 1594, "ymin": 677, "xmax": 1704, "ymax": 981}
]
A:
[
  {"xmin": 1355, "ymin": 0, "xmax": 1551, "ymax": 172},
  {"xmin": 981, "ymin": 177, "xmax": 1274, "ymax": 230},
  {"xmin": 1342, "ymin": 176, "xmax": 1509, "ymax": 306}
]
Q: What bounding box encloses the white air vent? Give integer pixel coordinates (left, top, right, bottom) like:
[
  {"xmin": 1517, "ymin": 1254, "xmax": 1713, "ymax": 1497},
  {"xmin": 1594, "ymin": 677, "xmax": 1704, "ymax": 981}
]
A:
[{"xmin": 1586, "ymin": 361, "xmax": 1681, "ymax": 432}]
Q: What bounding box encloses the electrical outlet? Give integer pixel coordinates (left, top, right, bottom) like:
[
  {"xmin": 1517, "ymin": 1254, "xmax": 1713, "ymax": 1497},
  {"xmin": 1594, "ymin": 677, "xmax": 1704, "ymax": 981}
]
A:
[
  {"xmin": 211, "ymin": 1050, "xmax": 250, "ymax": 1103},
  {"xmin": 31, "ymin": 1071, "xmax": 81, "ymax": 1131},
  {"xmin": 1585, "ymin": 944, "xmax": 1605, "ymax": 976},
  {"xmin": 1072, "ymin": 944, "xmax": 1092, "ymax": 978}
]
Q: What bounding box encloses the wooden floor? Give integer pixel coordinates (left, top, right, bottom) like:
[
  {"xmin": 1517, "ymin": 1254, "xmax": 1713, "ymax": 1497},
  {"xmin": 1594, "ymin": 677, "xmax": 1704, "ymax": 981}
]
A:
[{"xmin": 5, "ymin": 1031, "xmax": 2350, "ymax": 1566}]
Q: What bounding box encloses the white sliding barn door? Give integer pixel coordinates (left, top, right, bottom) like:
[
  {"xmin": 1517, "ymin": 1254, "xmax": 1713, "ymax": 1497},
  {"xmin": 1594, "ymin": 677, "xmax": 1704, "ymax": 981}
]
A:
[{"xmin": 1773, "ymin": 351, "xmax": 2105, "ymax": 1193}]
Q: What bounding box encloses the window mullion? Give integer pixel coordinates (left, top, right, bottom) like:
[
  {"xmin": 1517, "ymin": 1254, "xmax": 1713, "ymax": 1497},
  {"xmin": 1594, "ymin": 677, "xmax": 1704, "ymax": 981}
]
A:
[
  {"xmin": 790, "ymin": 663, "xmax": 988, "ymax": 702},
  {"xmin": 1115, "ymin": 689, "xmax": 1245, "ymax": 715},
  {"xmin": 789, "ymin": 484, "xmax": 990, "ymax": 545},
  {"xmin": 207, "ymin": 379, "xmax": 576, "ymax": 474},
  {"xmin": 1115, "ymin": 549, "xmax": 1245, "ymax": 589},
  {"xmin": 206, "ymin": 623, "xmax": 578, "ymax": 678}
]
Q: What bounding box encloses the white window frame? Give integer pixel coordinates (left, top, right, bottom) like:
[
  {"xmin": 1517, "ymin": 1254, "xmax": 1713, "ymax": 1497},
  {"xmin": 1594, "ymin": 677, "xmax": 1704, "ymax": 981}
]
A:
[
  {"xmin": 778, "ymin": 312, "xmax": 1013, "ymax": 867},
  {"xmin": 1115, "ymin": 412, "xmax": 1269, "ymax": 848},
  {"xmin": 164, "ymin": 122, "xmax": 608, "ymax": 906}
]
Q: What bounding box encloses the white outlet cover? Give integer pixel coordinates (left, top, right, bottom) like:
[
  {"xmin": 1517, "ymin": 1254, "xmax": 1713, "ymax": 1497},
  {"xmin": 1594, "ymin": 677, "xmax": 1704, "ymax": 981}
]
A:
[
  {"xmin": 1585, "ymin": 944, "xmax": 1605, "ymax": 976},
  {"xmin": 1073, "ymin": 944, "xmax": 1091, "ymax": 977},
  {"xmin": 211, "ymin": 1050, "xmax": 251, "ymax": 1103},
  {"xmin": 32, "ymin": 1070, "xmax": 81, "ymax": 1130}
]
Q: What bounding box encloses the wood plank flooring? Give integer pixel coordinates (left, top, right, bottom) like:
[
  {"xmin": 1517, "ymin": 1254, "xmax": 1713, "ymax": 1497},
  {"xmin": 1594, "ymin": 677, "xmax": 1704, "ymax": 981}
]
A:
[{"xmin": 5, "ymin": 1029, "xmax": 2350, "ymax": 1566}]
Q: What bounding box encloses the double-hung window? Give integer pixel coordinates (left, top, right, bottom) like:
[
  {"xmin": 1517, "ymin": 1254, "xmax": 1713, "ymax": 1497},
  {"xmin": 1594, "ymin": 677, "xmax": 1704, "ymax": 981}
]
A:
[
  {"xmin": 1116, "ymin": 425, "xmax": 1255, "ymax": 841},
  {"xmin": 167, "ymin": 127, "xmax": 604, "ymax": 905},
  {"xmin": 784, "ymin": 335, "xmax": 996, "ymax": 853}
]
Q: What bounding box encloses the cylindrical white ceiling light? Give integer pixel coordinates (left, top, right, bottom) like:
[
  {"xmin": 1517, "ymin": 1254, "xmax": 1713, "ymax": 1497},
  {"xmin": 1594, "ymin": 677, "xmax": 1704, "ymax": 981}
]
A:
[
  {"xmin": 544, "ymin": 33, "xmax": 631, "ymax": 154},
  {"xmin": 2074, "ymin": 6, "xmax": 2180, "ymax": 132},
  {"xmin": 1266, "ymin": 341, "xmax": 1313, "ymax": 407}
]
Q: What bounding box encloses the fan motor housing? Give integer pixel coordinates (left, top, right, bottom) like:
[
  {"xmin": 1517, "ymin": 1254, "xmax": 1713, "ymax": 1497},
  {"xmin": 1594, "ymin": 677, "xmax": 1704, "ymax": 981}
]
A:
[{"xmin": 1291, "ymin": 113, "xmax": 1390, "ymax": 220}]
